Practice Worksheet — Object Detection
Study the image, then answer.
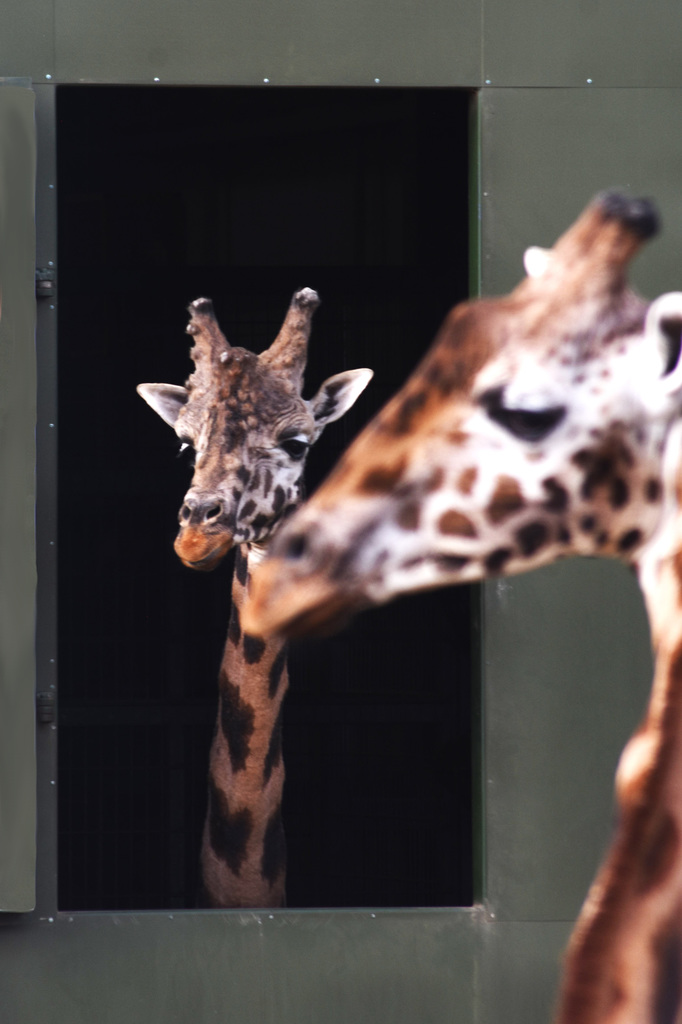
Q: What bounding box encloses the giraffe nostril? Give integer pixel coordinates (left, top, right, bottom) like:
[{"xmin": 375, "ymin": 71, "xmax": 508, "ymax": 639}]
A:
[
  {"xmin": 204, "ymin": 504, "xmax": 222, "ymax": 522},
  {"xmin": 180, "ymin": 505, "xmax": 191, "ymax": 522},
  {"xmin": 284, "ymin": 533, "xmax": 308, "ymax": 560}
]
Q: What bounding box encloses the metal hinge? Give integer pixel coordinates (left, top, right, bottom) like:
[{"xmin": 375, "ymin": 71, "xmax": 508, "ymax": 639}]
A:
[
  {"xmin": 35, "ymin": 267, "xmax": 56, "ymax": 299},
  {"xmin": 36, "ymin": 691, "xmax": 56, "ymax": 724}
]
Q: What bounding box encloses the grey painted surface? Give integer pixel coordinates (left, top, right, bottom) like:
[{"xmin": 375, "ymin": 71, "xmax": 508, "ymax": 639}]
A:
[
  {"xmin": 0, "ymin": 909, "xmax": 480, "ymax": 1024},
  {"xmin": 482, "ymin": 561, "xmax": 651, "ymax": 922},
  {"xmin": 483, "ymin": 0, "xmax": 682, "ymax": 87},
  {"xmin": 0, "ymin": 84, "xmax": 37, "ymax": 912},
  {"xmin": 1, "ymin": 4, "xmax": 53, "ymax": 81},
  {"xmin": 33, "ymin": 83, "xmax": 59, "ymax": 917},
  {"xmin": 54, "ymin": 0, "xmax": 480, "ymax": 85},
  {"xmin": 4, "ymin": 0, "xmax": 682, "ymax": 86}
]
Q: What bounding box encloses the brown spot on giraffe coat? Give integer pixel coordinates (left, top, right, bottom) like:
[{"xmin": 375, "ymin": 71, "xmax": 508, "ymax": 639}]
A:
[
  {"xmin": 219, "ymin": 671, "xmax": 256, "ymax": 772},
  {"xmin": 457, "ymin": 467, "xmax": 478, "ymax": 495},
  {"xmin": 485, "ymin": 548, "xmax": 513, "ymax": 574},
  {"xmin": 396, "ymin": 502, "xmax": 421, "ymax": 531},
  {"xmin": 487, "ymin": 476, "xmax": 526, "ymax": 524},
  {"xmin": 261, "ymin": 807, "xmax": 286, "ymax": 888},
  {"xmin": 542, "ymin": 477, "xmax": 569, "ymax": 512},
  {"xmin": 515, "ymin": 521, "xmax": 550, "ymax": 557},
  {"xmin": 438, "ymin": 510, "xmax": 478, "ymax": 537},
  {"xmin": 618, "ymin": 528, "xmax": 642, "ymax": 553},
  {"xmin": 243, "ymin": 633, "xmax": 267, "ymax": 664},
  {"xmin": 359, "ymin": 458, "xmax": 407, "ymax": 494},
  {"xmin": 207, "ymin": 777, "xmax": 254, "ymax": 875},
  {"xmin": 263, "ymin": 704, "xmax": 284, "ymax": 784}
]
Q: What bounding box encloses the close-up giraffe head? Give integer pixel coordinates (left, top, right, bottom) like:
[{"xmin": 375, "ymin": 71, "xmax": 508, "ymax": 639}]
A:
[
  {"xmin": 244, "ymin": 193, "xmax": 682, "ymax": 637},
  {"xmin": 138, "ymin": 288, "xmax": 372, "ymax": 571}
]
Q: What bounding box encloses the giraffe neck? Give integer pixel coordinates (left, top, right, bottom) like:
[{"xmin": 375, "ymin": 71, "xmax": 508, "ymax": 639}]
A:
[
  {"xmin": 555, "ymin": 446, "xmax": 682, "ymax": 1024},
  {"xmin": 199, "ymin": 542, "xmax": 289, "ymax": 908}
]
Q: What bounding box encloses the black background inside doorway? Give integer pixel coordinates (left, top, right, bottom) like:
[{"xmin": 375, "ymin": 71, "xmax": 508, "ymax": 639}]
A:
[{"xmin": 56, "ymin": 86, "xmax": 473, "ymax": 910}]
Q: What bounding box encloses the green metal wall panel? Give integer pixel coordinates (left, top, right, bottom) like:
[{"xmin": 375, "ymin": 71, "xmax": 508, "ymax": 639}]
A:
[
  {"xmin": 483, "ymin": 562, "xmax": 651, "ymax": 921},
  {"xmin": 3, "ymin": 0, "xmax": 682, "ymax": 86},
  {"xmin": 0, "ymin": 83, "xmax": 37, "ymax": 912},
  {"xmin": 478, "ymin": 86, "xmax": 682, "ymax": 922},
  {"xmin": 483, "ymin": 0, "xmax": 682, "ymax": 87},
  {"xmin": 33, "ymin": 82, "xmax": 58, "ymax": 918},
  {"xmin": 53, "ymin": 0, "xmax": 480, "ymax": 86},
  {"xmin": 0, "ymin": 7, "xmax": 54, "ymax": 81},
  {"xmin": 0, "ymin": 910, "xmax": 480, "ymax": 1024}
]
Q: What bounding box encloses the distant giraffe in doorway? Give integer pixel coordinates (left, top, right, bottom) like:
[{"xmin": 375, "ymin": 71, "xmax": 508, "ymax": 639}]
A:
[
  {"xmin": 246, "ymin": 193, "xmax": 682, "ymax": 1022},
  {"xmin": 138, "ymin": 289, "xmax": 371, "ymax": 907}
]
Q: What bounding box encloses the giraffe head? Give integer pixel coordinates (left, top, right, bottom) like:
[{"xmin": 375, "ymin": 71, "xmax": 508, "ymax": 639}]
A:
[
  {"xmin": 244, "ymin": 193, "xmax": 682, "ymax": 636},
  {"xmin": 138, "ymin": 288, "xmax": 372, "ymax": 571}
]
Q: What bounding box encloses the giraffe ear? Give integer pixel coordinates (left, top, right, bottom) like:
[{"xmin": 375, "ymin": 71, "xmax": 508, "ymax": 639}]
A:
[
  {"xmin": 137, "ymin": 383, "xmax": 189, "ymax": 428},
  {"xmin": 645, "ymin": 293, "xmax": 682, "ymax": 395},
  {"xmin": 523, "ymin": 246, "xmax": 553, "ymax": 278},
  {"xmin": 309, "ymin": 368, "xmax": 374, "ymax": 438}
]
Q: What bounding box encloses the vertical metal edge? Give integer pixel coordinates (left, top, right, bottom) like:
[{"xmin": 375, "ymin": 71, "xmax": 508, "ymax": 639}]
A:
[
  {"xmin": 466, "ymin": 90, "xmax": 486, "ymax": 908},
  {"xmin": 468, "ymin": 90, "xmax": 482, "ymax": 301},
  {"xmin": 0, "ymin": 82, "xmax": 37, "ymax": 912},
  {"xmin": 469, "ymin": 583, "xmax": 486, "ymax": 907},
  {"xmin": 33, "ymin": 82, "xmax": 58, "ymax": 917}
]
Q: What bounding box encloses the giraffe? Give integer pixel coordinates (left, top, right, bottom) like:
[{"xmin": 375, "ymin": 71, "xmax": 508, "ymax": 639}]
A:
[
  {"xmin": 137, "ymin": 288, "xmax": 372, "ymax": 908},
  {"xmin": 244, "ymin": 192, "xmax": 682, "ymax": 1022}
]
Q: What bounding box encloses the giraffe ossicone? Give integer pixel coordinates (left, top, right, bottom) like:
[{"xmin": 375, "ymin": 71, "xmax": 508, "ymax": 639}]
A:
[
  {"xmin": 138, "ymin": 288, "xmax": 372, "ymax": 907},
  {"xmin": 243, "ymin": 194, "xmax": 682, "ymax": 1022}
]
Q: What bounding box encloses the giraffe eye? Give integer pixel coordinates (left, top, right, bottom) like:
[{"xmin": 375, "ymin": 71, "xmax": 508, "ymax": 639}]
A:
[
  {"xmin": 481, "ymin": 388, "xmax": 566, "ymax": 442},
  {"xmin": 279, "ymin": 437, "xmax": 309, "ymax": 460}
]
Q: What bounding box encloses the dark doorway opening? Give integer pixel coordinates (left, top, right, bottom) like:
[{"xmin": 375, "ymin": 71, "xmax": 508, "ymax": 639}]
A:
[{"xmin": 56, "ymin": 85, "xmax": 473, "ymax": 910}]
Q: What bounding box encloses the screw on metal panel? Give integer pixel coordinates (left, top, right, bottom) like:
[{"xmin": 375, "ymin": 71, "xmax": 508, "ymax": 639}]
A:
[{"xmin": 36, "ymin": 691, "xmax": 56, "ymax": 724}]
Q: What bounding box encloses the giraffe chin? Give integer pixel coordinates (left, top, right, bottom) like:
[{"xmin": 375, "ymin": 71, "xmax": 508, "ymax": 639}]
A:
[
  {"xmin": 173, "ymin": 529, "xmax": 233, "ymax": 572},
  {"xmin": 243, "ymin": 559, "xmax": 365, "ymax": 638}
]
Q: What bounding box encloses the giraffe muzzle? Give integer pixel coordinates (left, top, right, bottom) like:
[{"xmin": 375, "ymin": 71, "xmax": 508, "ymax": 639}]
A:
[
  {"xmin": 243, "ymin": 553, "xmax": 366, "ymax": 637},
  {"xmin": 174, "ymin": 525, "xmax": 233, "ymax": 571}
]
